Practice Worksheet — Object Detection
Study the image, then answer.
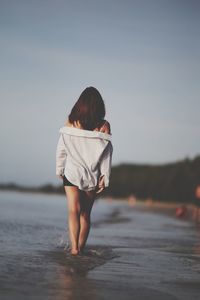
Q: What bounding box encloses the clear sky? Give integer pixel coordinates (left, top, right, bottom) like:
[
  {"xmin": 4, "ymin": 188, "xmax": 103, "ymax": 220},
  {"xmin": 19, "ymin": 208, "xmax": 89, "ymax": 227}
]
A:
[{"xmin": 0, "ymin": 0, "xmax": 200, "ymax": 186}]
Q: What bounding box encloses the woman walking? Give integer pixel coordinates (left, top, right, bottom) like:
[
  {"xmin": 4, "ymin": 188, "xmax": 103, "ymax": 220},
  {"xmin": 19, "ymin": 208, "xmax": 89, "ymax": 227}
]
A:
[{"xmin": 56, "ymin": 87, "xmax": 113, "ymax": 255}]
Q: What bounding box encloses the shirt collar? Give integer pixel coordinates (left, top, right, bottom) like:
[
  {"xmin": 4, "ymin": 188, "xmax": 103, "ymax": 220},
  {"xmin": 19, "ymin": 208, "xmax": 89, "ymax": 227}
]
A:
[{"xmin": 59, "ymin": 126, "xmax": 112, "ymax": 141}]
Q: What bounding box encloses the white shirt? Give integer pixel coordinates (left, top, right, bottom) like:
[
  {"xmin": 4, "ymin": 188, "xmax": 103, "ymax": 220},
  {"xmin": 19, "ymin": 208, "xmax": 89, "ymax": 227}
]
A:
[{"xmin": 56, "ymin": 126, "xmax": 113, "ymax": 191}]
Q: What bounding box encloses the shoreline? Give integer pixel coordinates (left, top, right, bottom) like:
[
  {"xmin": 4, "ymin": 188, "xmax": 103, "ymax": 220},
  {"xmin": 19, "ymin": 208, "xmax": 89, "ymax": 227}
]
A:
[
  {"xmin": 1, "ymin": 190, "xmax": 200, "ymax": 300},
  {"xmin": 103, "ymin": 196, "xmax": 200, "ymax": 224}
]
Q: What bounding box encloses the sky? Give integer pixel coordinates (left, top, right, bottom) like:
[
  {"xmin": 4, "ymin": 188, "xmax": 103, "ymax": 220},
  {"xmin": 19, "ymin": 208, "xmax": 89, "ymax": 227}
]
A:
[{"xmin": 0, "ymin": 0, "xmax": 200, "ymax": 186}]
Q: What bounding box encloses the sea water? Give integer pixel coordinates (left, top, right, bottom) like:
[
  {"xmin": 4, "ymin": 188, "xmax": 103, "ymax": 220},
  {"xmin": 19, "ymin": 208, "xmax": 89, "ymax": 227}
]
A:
[{"xmin": 1, "ymin": 190, "xmax": 200, "ymax": 300}]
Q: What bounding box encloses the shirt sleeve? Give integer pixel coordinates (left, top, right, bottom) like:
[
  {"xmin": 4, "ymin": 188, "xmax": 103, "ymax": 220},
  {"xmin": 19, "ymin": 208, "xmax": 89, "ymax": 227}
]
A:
[
  {"xmin": 56, "ymin": 133, "xmax": 67, "ymax": 176},
  {"xmin": 99, "ymin": 141, "xmax": 113, "ymax": 187}
]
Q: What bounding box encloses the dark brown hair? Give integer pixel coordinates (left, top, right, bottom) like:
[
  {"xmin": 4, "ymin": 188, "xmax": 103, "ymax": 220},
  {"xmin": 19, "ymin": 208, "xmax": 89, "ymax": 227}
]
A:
[{"xmin": 68, "ymin": 86, "xmax": 106, "ymax": 130}]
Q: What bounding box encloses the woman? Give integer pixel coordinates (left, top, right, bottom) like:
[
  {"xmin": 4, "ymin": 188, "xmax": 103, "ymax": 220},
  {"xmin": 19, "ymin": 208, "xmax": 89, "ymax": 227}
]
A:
[{"xmin": 56, "ymin": 86, "xmax": 113, "ymax": 255}]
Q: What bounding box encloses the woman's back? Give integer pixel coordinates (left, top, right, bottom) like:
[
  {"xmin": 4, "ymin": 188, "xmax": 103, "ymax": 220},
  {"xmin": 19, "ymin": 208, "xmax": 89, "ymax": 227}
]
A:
[
  {"xmin": 56, "ymin": 122, "xmax": 113, "ymax": 191},
  {"xmin": 66, "ymin": 119, "xmax": 111, "ymax": 134}
]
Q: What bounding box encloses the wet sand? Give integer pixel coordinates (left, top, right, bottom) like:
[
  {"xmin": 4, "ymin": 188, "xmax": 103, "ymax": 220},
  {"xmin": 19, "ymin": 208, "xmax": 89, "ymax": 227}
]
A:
[
  {"xmin": 0, "ymin": 192, "xmax": 200, "ymax": 300},
  {"xmin": 47, "ymin": 199, "xmax": 200, "ymax": 300}
]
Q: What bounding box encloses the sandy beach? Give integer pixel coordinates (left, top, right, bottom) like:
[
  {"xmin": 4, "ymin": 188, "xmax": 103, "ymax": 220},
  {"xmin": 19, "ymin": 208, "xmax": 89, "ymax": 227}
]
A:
[{"xmin": 0, "ymin": 191, "xmax": 200, "ymax": 300}]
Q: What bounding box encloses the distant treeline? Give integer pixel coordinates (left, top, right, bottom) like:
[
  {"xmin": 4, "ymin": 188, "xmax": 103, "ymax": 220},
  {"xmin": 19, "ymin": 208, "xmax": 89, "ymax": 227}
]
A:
[
  {"xmin": 0, "ymin": 182, "xmax": 63, "ymax": 195},
  {"xmin": 108, "ymin": 155, "xmax": 200, "ymax": 204},
  {"xmin": 0, "ymin": 155, "xmax": 200, "ymax": 204}
]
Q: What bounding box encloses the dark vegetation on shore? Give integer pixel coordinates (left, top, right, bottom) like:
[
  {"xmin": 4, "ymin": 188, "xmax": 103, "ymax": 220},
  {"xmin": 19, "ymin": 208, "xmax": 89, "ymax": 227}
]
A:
[
  {"xmin": 110, "ymin": 155, "xmax": 200, "ymax": 204},
  {"xmin": 0, "ymin": 155, "xmax": 200, "ymax": 204}
]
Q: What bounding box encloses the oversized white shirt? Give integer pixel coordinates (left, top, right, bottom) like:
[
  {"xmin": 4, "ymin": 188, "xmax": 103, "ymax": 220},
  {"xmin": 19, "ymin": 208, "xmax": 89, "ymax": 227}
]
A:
[{"xmin": 56, "ymin": 126, "xmax": 113, "ymax": 191}]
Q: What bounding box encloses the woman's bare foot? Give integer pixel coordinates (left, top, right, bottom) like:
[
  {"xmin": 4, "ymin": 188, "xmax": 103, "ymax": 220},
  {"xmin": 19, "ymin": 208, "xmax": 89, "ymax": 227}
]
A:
[{"xmin": 70, "ymin": 248, "xmax": 79, "ymax": 255}]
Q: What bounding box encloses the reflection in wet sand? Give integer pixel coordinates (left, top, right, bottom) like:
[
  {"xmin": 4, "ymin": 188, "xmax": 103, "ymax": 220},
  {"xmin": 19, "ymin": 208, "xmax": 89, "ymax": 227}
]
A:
[{"xmin": 44, "ymin": 245, "xmax": 118, "ymax": 300}]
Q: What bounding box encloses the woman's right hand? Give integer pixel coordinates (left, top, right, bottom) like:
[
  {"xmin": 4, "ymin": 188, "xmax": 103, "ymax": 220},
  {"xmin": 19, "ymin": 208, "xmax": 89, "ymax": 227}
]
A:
[{"xmin": 95, "ymin": 175, "xmax": 105, "ymax": 194}]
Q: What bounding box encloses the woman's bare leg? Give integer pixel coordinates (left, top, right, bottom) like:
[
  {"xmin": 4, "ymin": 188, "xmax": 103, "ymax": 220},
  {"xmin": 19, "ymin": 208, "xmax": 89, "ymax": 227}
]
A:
[
  {"xmin": 78, "ymin": 190, "xmax": 96, "ymax": 253},
  {"xmin": 64, "ymin": 186, "xmax": 81, "ymax": 255}
]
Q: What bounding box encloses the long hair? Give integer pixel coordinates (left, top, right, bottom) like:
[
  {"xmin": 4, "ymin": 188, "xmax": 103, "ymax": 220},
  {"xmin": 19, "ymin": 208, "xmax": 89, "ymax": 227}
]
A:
[{"xmin": 68, "ymin": 86, "xmax": 106, "ymax": 131}]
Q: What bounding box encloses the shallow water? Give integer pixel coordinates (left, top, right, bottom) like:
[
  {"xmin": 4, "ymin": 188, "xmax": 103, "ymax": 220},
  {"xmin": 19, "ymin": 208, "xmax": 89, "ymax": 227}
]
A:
[{"xmin": 0, "ymin": 191, "xmax": 200, "ymax": 300}]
